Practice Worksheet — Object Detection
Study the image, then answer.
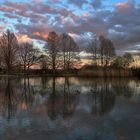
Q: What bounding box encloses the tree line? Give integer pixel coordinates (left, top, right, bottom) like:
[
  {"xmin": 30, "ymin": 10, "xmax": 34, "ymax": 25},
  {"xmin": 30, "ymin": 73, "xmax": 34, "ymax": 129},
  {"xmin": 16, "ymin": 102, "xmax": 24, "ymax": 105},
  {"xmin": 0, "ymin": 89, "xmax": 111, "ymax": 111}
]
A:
[
  {"xmin": 0, "ymin": 30, "xmax": 80, "ymax": 74},
  {"xmin": 0, "ymin": 29, "xmax": 136, "ymax": 74}
]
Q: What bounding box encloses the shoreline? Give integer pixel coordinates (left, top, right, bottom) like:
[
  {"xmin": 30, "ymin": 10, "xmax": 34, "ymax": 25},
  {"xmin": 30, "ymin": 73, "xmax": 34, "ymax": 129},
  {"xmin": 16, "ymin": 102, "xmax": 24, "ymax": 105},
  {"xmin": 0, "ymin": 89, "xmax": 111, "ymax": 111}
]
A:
[
  {"xmin": 0, "ymin": 73, "xmax": 139, "ymax": 78},
  {"xmin": 0, "ymin": 67, "xmax": 139, "ymax": 78}
]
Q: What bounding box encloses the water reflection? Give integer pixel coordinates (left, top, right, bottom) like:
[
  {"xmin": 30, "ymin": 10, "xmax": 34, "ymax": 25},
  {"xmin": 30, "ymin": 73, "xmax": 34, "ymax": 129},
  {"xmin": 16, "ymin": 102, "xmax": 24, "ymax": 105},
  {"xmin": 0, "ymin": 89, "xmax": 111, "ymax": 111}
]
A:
[
  {"xmin": 0, "ymin": 77, "xmax": 139, "ymax": 121},
  {"xmin": 3, "ymin": 78, "xmax": 17, "ymax": 120},
  {"xmin": 47, "ymin": 77, "xmax": 77, "ymax": 120},
  {"xmin": 0, "ymin": 77, "xmax": 140, "ymax": 139},
  {"xmin": 90, "ymin": 80, "xmax": 116, "ymax": 115}
]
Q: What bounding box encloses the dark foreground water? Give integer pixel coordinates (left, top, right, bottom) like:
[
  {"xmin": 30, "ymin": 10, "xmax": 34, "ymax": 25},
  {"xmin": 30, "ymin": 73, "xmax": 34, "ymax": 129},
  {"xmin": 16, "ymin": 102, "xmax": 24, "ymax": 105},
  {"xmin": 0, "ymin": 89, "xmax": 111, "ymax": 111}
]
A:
[{"xmin": 0, "ymin": 76, "xmax": 140, "ymax": 140}]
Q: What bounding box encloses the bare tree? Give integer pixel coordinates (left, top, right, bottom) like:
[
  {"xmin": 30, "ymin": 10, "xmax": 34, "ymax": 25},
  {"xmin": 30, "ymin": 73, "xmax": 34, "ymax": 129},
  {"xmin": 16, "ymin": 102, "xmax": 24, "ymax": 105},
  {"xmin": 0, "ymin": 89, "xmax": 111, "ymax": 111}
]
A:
[
  {"xmin": 19, "ymin": 42, "xmax": 39, "ymax": 72},
  {"xmin": 99, "ymin": 35, "xmax": 115, "ymax": 66},
  {"xmin": 0, "ymin": 30, "xmax": 19, "ymax": 73},
  {"xmin": 132, "ymin": 50, "xmax": 140, "ymax": 68},
  {"xmin": 39, "ymin": 54, "xmax": 48, "ymax": 70},
  {"xmin": 89, "ymin": 34, "xmax": 98, "ymax": 65},
  {"xmin": 0, "ymin": 48, "xmax": 2, "ymax": 69},
  {"xmin": 59, "ymin": 33, "xmax": 80, "ymax": 70},
  {"xmin": 122, "ymin": 53, "xmax": 133, "ymax": 68},
  {"xmin": 44, "ymin": 31, "xmax": 59, "ymax": 74},
  {"xmin": 113, "ymin": 53, "xmax": 133, "ymax": 68}
]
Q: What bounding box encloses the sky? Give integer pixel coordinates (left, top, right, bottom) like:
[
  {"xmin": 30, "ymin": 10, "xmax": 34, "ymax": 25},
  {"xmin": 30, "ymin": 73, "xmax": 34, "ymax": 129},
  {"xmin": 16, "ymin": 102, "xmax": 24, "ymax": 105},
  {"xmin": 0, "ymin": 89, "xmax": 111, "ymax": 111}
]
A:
[{"xmin": 0, "ymin": 0, "xmax": 140, "ymax": 54}]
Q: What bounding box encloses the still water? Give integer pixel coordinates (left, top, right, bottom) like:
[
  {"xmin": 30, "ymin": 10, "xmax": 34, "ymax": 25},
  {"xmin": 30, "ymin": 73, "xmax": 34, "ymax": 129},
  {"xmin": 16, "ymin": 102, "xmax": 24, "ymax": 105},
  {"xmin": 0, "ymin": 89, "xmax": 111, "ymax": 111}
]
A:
[{"xmin": 0, "ymin": 76, "xmax": 140, "ymax": 140}]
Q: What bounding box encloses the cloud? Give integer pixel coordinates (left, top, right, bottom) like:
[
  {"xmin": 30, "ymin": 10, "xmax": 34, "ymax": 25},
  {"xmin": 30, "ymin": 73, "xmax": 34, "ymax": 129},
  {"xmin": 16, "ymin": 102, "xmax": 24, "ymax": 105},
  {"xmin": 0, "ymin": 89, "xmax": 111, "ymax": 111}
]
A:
[
  {"xmin": 34, "ymin": 0, "xmax": 43, "ymax": 3},
  {"xmin": 82, "ymin": 12, "xmax": 90, "ymax": 17},
  {"xmin": 15, "ymin": 23, "xmax": 51, "ymax": 41},
  {"xmin": 0, "ymin": 25, "xmax": 6, "ymax": 31},
  {"xmin": 4, "ymin": 13, "xmax": 19, "ymax": 19},
  {"xmin": 115, "ymin": 1, "xmax": 132, "ymax": 10},
  {"xmin": 92, "ymin": 0, "xmax": 102, "ymax": 9},
  {"xmin": 17, "ymin": 34, "xmax": 32, "ymax": 43},
  {"xmin": 5, "ymin": 1, "xmax": 29, "ymax": 11},
  {"xmin": 114, "ymin": 0, "xmax": 136, "ymax": 15},
  {"xmin": 0, "ymin": 0, "xmax": 140, "ymax": 53},
  {"xmin": 107, "ymin": 1, "xmax": 140, "ymax": 50},
  {"xmin": 33, "ymin": 32, "xmax": 48, "ymax": 39},
  {"xmin": 0, "ymin": 6, "xmax": 14, "ymax": 13},
  {"xmin": 67, "ymin": 0, "xmax": 88, "ymax": 7}
]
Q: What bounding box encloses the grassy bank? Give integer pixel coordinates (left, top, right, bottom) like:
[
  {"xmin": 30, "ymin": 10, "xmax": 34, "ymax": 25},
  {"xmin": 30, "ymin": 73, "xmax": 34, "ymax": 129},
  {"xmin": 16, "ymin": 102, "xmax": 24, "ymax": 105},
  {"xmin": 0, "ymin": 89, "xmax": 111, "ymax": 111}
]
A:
[
  {"xmin": 0, "ymin": 66, "xmax": 140, "ymax": 78},
  {"xmin": 78, "ymin": 66, "xmax": 134, "ymax": 77}
]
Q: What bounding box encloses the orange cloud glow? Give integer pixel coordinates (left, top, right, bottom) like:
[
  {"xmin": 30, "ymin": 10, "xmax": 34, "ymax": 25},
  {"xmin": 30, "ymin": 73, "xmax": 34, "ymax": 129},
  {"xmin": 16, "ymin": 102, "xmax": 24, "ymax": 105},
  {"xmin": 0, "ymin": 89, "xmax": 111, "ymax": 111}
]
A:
[
  {"xmin": 17, "ymin": 34, "xmax": 32, "ymax": 43},
  {"xmin": 115, "ymin": 2, "xmax": 131, "ymax": 10},
  {"xmin": 83, "ymin": 12, "xmax": 90, "ymax": 17},
  {"xmin": 33, "ymin": 32, "xmax": 48, "ymax": 39}
]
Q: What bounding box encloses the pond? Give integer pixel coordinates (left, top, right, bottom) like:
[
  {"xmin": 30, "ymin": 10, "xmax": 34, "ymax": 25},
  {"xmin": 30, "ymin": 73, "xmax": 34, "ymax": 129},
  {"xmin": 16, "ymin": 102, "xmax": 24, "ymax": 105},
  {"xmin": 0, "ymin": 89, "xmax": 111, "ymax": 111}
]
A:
[{"xmin": 0, "ymin": 76, "xmax": 140, "ymax": 140}]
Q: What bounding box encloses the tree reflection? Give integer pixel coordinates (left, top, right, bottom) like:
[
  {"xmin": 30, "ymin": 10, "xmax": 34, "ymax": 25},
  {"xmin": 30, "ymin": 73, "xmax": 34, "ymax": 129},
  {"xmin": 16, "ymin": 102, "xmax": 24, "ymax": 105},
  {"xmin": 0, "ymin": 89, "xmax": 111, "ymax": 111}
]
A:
[
  {"xmin": 47, "ymin": 77, "xmax": 76, "ymax": 120},
  {"xmin": 100, "ymin": 79, "xmax": 116, "ymax": 115},
  {"xmin": 0, "ymin": 76, "xmax": 137, "ymax": 122},
  {"xmin": 41, "ymin": 77, "xmax": 48, "ymax": 90},
  {"xmin": 20, "ymin": 77, "xmax": 34, "ymax": 109},
  {"xmin": 63, "ymin": 77, "xmax": 76, "ymax": 118},
  {"xmin": 3, "ymin": 78, "xmax": 17, "ymax": 120},
  {"xmin": 47, "ymin": 77, "xmax": 59, "ymax": 120},
  {"xmin": 111, "ymin": 79, "xmax": 133, "ymax": 98},
  {"xmin": 91, "ymin": 79, "xmax": 116, "ymax": 115},
  {"xmin": 2, "ymin": 77, "xmax": 35, "ymax": 120},
  {"xmin": 47, "ymin": 77, "xmax": 119, "ymax": 119}
]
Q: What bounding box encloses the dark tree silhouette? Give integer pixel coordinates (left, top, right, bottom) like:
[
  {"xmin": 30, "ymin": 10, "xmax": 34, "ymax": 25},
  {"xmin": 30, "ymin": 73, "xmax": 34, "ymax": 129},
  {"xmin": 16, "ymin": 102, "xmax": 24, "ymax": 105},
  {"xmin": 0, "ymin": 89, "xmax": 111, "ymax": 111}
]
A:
[
  {"xmin": 44, "ymin": 31, "xmax": 59, "ymax": 74},
  {"xmin": 113, "ymin": 53, "xmax": 133, "ymax": 68},
  {"xmin": 99, "ymin": 35, "xmax": 115, "ymax": 66},
  {"xmin": 39, "ymin": 54, "xmax": 48, "ymax": 71},
  {"xmin": 89, "ymin": 34, "xmax": 98, "ymax": 65},
  {"xmin": 19, "ymin": 42, "xmax": 40, "ymax": 72},
  {"xmin": 123, "ymin": 53, "xmax": 133, "ymax": 67},
  {"xmin": 59, "ymin": 33, "xmax": 80, "ymax": 70},
  {"xmin": 3, "ymin": 78, "xmax": 17, "ymax": 120},
  {"xmin": 0, "ymin": 30, "xmax": 19, "ymax": 73}
]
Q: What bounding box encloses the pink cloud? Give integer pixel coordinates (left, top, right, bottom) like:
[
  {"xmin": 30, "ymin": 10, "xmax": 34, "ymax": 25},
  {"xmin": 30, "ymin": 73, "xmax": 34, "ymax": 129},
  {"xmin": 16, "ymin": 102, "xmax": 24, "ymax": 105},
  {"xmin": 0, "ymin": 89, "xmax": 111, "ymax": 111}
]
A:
[
  {"xmin": 82, "ymin": 12, "xmax": 90, "ymax": 17},
  {"xmin": 5, "ymin": 2, "xmax": 29, "ymax": 11},
  {"xmin": 0, "ymin": 25, "xmax": 7, "ymax": 30},
  {"xmin": 115, "ymin": 2, "xmax": 131, "ymax": 10},
  {"xmin": 34, "ymin": 0, "xmax": 43, "ymax": 3},
  {"xmin": 33, "ymin": 32, "xmax": 48, "ymax": 39},
  {"xmin": 0, "ymin": 6, "xmax": 14, "ymax": 13}
]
